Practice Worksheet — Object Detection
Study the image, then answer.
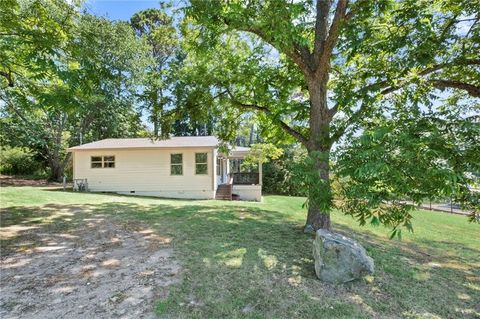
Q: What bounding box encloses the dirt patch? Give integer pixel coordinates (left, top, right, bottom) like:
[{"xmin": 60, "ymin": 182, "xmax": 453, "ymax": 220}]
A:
[
  {"xmin": 0, "ymin": 214, "xmax": 180, "ymax": 318},
  {"xmin": 0, "ymin": 175, "xmax": 63, "ymax": 187}
]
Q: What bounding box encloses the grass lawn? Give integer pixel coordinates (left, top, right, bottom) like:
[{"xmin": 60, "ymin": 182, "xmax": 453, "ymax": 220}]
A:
[{"xmin": 1, "ymin": 186, "xmax": 479, "ymax": 318}]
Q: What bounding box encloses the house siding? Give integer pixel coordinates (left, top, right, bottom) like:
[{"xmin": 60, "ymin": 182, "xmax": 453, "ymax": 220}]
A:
[
  {"xmin": 232, "ymin": 185, "xmax": 262, "ymax": 202},
  {"xmin": 73, "ymin": 147, "xmax": 216, "ymax": 199}
]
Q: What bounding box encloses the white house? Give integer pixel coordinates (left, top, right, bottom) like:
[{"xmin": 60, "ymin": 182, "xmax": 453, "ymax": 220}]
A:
[{"xmin": 68, "ymin": 136, "xmax": 262, "ymax": 201}]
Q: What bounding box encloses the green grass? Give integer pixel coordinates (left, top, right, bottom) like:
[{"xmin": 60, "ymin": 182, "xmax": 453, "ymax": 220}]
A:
[{"xmin": 1, "ymin": 186, "xmax": 479, "ymax": 318}]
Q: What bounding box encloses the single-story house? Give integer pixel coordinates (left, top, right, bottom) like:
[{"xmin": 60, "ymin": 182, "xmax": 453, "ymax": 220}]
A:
[{"xmin": 68, "ymin": 136, "xmax": 262, "ymax": 201}]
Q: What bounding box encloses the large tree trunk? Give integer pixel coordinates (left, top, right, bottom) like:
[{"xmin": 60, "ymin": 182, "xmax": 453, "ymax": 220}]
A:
[
  {"xmin": 47, "ymin": 150, "xmax": 70, "ymax": 182},
  {"xmin": 153, "ymin": 113, "xmax": 159, "ymax": 137},
  {"xmin": 304, "ymin": 146, "xmax": 332, "ymax": 233},
  {"xmin": 304, "ymin": 75, "xmax": 332, "ymax": 233},
  {"xmin": 48, "ymin": 158, "xmax": 65, "ymax": 182},
  {"xmin": 305, "ymin": 205, "xmax": 331, "ymax": 232}
]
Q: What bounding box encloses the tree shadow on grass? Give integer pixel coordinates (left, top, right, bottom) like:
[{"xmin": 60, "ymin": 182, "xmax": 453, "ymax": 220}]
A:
[
  {"xmin": 44, "ymin": 187, "xmax": 211, "ymax": 203},
  {"xmin": 1, "ymin": 201, "xmax": 479, "ymax": 319}
]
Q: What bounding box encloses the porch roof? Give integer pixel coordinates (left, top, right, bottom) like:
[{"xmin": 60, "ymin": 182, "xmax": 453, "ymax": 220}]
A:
[
  {"xmin": 218, "ymin": 146, "xmax": 251, "ymax": 159},
  {"xmin": 230, "ymin": 146, "xmax": 251, "ymax": 158}
]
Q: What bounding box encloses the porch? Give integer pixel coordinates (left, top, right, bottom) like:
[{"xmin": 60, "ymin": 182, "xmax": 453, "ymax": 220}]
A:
[{"xmin": 215, "ymin": 147, "xmax": 262, "ymax": 201}]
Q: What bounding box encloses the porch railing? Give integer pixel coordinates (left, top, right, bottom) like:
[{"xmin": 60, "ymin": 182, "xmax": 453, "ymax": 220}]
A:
[{"xmin": 230, "ymin": 172, "xmax": 259, "ymax": 185}]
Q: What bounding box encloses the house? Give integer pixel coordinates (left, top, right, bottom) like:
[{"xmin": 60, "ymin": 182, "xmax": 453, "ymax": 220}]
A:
[{"xmin": 68, "ymin": 136, "xmax": 262, "ymax": 201}]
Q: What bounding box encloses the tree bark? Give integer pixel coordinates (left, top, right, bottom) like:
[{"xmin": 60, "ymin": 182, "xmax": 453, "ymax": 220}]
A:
[
  {"xmin": 306, "ymin": 204, "xmax": 331, "ymax": 231},
  {"xmin": 304, "ymin": 75, "xmax": 332, "ymax": 233},
  {"xmin": 48, "ymin": 158, "xmax": 65, "ymax": 182},
  {"xmin": 153, "ymin": 112, "xmax": 159, "ymax": 137},
  {"xmin": 304, "ymin": 145, "xmax": 332, "ymax": 233}
]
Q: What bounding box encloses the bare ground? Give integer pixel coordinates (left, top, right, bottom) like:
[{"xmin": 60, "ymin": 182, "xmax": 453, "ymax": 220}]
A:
[
  {"xmin": 0, "ymin": 207, "xmax": 180, "ymax": 319},
  {"xmin": 0, "ymin": 175, "xmax": 63, "ymax": 187}
]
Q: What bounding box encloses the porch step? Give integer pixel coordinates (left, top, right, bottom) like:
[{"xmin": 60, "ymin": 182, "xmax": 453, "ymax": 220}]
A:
[{"xmin": 216, "ymin": 184, "xmax": 232, "ymax": 200}]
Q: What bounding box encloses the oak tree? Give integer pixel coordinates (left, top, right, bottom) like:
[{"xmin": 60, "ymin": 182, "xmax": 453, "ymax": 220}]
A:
[{"xmin": 183, "ymin": 0, "xmax": 479, "ymax": 232}]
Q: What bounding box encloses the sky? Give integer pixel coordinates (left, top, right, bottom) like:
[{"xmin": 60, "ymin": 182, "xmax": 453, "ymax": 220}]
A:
[{"xmin": 82, "ymin": 0, "xmax": 163, "ymax": 21}]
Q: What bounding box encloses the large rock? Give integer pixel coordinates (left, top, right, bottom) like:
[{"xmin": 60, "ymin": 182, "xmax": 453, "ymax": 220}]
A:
[{"xmin": 313, "ymin": 229, "xmax": 374, "ymax": 283}]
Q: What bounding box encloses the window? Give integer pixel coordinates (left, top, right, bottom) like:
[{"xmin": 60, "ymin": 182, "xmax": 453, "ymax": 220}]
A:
[
  {"xmin": 91, "ymin": 156, "xmax": 115, "ymax": 168},
  {"xmin": 91, "ymin": 156, "xmax": 103, "ymax": 168},
  {"xmin": 170, "ymin": 153, "xmax": 183, "ymax": 175},
  {"xmin": 103, "ymin": 156, "xmax": 115, "ymax": 168},
  {"xmin": 196, "ymin": 153, "xmax": 208, "ymax": 175},
  {"xmin": 216, "ymin": 158, "xmax": 221, "ymax": 176}
]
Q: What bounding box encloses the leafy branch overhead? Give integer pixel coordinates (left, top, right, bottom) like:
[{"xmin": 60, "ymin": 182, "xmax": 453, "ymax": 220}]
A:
[
  {"xmin": 183, "ymin": 0, "xmax": 479, "ymax": 232},
  {"xmin": 243, "ymin": 143, "xmax": 284, "ymax": 166}
]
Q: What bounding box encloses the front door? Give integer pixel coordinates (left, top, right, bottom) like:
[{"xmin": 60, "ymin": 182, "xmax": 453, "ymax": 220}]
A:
[{"xmin": 216, "ymin": 158, "xmax": 227, "ymax": 185}]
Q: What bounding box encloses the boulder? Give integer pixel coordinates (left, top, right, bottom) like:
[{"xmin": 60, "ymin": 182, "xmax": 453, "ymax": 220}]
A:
[{"xmin": 313, "ymin": 229, "xmax": 374, "ymax": 283}]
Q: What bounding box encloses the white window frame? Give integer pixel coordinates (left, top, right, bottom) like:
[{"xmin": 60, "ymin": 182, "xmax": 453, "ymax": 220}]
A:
[
  {"xmin": 103, "ymin": 156, "xmax": 115, "ymax": 168},
  {"xmin": 170, "ymin": 153, "xmax": 183, "ymax": 176},
  {"xmin": 91, "ymin": 155, "xmax": 115, "ymax": 169},
  {"xmin": 216, "ymin": 158, "xmax": 222, "ymax": 176},
  {"xmin": 195, "ymin": 152, "xmax": 208, "ymax": 175}
]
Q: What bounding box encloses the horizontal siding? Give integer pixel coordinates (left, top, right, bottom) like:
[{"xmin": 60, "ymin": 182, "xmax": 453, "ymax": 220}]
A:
[
  {"xmin": 73, "ymin": 148, "xmax": 214, "ymax": 193},
  {"xmin": 233, "ymin": 185, "xmax": 262, "ymax": 202}
]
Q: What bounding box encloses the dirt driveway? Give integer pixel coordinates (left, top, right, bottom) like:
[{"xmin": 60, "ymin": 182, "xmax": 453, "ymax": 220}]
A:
[{"xmin": 0, "ymin": 206, "xmax": 180, "ymax": 318}]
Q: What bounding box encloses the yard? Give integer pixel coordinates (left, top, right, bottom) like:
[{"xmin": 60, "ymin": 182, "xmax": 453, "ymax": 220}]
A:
[{"xmin": 1, "ymin": 186, "xmax": 479, "ymax": 319}]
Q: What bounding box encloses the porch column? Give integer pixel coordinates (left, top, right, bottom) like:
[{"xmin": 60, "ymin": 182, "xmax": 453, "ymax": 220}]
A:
[
  {"xmin": 226, "ymin": 158, "xmax": 230, "ymax": 183},
  {"xmin": 212, "ymin": 149, "xmax": 217, "ymax": 191},
  {"xmin": 259, "ymin": 161, "xmax": 262, "ymax": 185}
]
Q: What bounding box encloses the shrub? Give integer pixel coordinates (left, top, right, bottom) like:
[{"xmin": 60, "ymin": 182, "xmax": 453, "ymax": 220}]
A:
[
  {"xmin": 0, "ymin": 147, "xmax": 43, "ymax": 176},
  {"xmin": 262, "ymin": 145, "xmax": 308, "ymax": 196}
]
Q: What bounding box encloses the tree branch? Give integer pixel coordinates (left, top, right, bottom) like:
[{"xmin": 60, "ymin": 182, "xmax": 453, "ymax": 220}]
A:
[
  {"xmin": 0, "ymin": 70, "xmax": 14, "ymax": 87},
  {"xmin": 225, "ymin": 90, "xmax": 309, "ymax": 146},
  {"xmin": 330, "ymin": 101, "xmax": 366, "ymax": 143},
  {"xmin": 315, "ymin": 0, "xmax": 348, "ymax": 76},
  {"xmin": 380, "ymin": 78, "xmax": 480, "ymax": 97},
  {"xmin": 220, "ymin": 15, "xmax": 312, "ymax": 75},
  {"xmin": 331, "ymin": 58, "xmax": 480, "ymax": 141},
  {"xmin": 241, "ymin": 25, "xmax": 312, "ymax": 75},
  {"xmin": 355, "ymin": 59, "xmax": 480, "ymax": 97},
  {"xmin": 429, "ymin": 80, "xmax": 480, "ymax": 97},
  {"xmin": 343, "ymin": 0, "xmax": 368, "ymax": 21},
  {"xmin": 312, "ymin": 0, "xmax": 331, "ymax": 63}
]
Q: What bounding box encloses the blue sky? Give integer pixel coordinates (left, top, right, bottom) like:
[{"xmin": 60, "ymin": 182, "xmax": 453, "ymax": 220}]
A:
[{"xmin": 82, "ymin": 0, "xmax": 162, "ymax": 20}]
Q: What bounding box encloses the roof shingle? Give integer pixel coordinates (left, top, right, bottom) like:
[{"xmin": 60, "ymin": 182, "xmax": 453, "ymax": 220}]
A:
[{"xmin": 68, "ymin": 136, "xmax": 219, "ymax": 151}]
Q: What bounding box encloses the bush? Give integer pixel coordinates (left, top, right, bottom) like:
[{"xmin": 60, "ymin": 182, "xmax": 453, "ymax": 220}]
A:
[
  {"xmin": 0, "ymin": 147, "xmax": 43, "ymax": 176},
  {"xmin": 262, "ymin": 145, "xmax": 308, "ymax": 196}
]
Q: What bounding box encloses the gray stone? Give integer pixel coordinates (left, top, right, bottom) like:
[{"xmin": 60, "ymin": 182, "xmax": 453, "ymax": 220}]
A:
[
  {"xmin": 313, "ymin": 229, "xmax": 374, "ymax": 283},
  {"xmin": 303, "ymin": 224, "xmax": 316, "ymax": 234}
]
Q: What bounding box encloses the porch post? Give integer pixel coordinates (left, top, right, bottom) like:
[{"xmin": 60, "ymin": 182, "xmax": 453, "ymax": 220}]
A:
[
  {"xmin": 259, "ymin": 161, "xmax": 262, "ymax": 185},
  {"xmin": 226, "ymin": 158, "xmax": 230, "ymax": 174},
  {"xmin": 212, "ymin": 149, "xmax": 217, "ymax": 191}
]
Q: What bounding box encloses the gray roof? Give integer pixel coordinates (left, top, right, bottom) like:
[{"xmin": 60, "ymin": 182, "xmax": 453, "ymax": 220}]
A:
[{"xmin": 68, "ymin": 136, "xmax": 219, "ymax": 151}]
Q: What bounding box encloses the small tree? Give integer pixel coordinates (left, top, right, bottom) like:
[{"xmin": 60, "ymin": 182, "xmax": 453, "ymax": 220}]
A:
[{"xmin": 131, "ymin": 7, "xmax": 178, "ymax": 137}]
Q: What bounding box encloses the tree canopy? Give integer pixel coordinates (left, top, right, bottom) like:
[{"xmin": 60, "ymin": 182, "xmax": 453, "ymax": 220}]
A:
[
  {"xmin": 178, "ymin": 0, "xmax": 479, "ymax": 233},
  {"xmin": 130, "ymin": 7, "xmax": 179, "ymax": 137},
  {"xmin": 1, "ymin": 0, "xmax": 151, "ymax": 180}
]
